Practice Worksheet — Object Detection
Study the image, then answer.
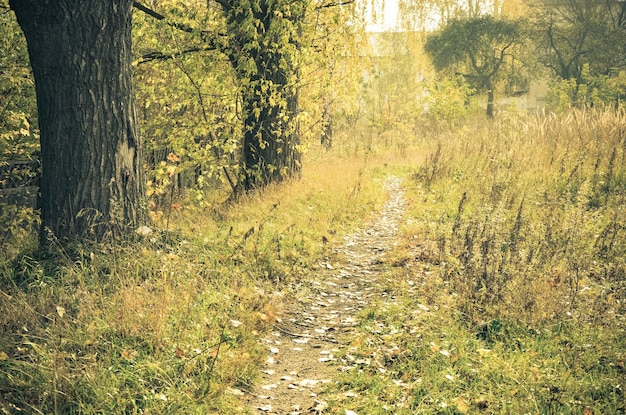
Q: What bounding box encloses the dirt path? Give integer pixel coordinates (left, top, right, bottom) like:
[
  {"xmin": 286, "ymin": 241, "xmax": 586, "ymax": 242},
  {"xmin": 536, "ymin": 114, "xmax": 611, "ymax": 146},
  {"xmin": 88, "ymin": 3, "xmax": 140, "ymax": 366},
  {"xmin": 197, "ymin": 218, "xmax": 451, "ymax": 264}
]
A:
[{"xmin": 239, "ymin": 176, "xmax": 406, "ymax": 414}]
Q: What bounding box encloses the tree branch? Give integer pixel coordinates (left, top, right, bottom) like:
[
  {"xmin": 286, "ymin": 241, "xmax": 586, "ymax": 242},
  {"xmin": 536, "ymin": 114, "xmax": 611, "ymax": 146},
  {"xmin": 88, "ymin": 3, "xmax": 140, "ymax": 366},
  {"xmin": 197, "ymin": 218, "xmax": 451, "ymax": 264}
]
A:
[
  {"xmin": 317, "ymin": 0, "xmax": 355, "ymax": 9},
  {"xmin": 136, "ymin": 46, "xmax": 218, "ymax": 65},
  {"xmin": 133, "ymin": 1, "xmax": 195, "ymax": 34}
]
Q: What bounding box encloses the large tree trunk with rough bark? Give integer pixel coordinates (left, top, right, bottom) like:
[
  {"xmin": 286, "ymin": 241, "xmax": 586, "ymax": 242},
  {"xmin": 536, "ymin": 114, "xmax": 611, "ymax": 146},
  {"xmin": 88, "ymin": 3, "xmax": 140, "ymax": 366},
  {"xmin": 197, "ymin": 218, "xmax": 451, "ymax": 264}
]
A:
[{"xmin": 10, "ymin": 0, "xmax": 145, "ymax": 246}]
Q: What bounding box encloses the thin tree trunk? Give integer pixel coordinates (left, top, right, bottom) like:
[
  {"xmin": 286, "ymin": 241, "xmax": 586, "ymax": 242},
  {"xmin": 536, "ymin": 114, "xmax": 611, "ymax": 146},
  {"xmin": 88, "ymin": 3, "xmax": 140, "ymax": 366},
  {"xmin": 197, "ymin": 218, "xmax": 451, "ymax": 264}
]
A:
[
  {"xmin": 487, "ymin": 88, "xmax": 495, "ymax": 118},
  {"xmin": 10, "ymin": 0, "xmax": 146, "ymax": 246}
]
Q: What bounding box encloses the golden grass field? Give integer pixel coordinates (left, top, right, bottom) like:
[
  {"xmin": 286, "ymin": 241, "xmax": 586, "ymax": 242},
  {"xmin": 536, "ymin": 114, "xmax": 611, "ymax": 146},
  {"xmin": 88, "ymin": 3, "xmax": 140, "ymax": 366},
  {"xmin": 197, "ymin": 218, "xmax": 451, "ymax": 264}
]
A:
[{"xmin": 1, "ymin": 108, "xmax": 624, "ymax": 414}]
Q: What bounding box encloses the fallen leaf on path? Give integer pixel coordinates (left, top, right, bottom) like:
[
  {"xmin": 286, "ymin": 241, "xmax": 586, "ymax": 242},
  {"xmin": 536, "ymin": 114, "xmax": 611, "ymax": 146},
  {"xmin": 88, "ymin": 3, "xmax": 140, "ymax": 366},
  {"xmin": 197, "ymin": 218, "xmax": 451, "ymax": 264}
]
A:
[
  {"xmin": 310, "ymin": 400, "xmax": 328, "ymax": 412},
  {"xmin": 135, "ymin": 225, "xmax": 153, "ymax": 236},
  {"xmin": 299, "ymin": 379, "xmax": 318, "ymax": 388},
  {"xmin": 226, "ymin": 387, "xmax": 245, "ymax": 396}
]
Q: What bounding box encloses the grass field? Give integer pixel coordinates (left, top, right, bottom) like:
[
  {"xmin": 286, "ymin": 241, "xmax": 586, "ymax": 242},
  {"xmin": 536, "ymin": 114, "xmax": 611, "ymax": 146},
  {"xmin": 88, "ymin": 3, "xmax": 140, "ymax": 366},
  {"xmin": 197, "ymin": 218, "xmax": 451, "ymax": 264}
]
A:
[
  {"xmin": 1, "ymin": 108, "xmax": 624, "ymax": 414},
  {"xmin": 325, "ymin": 109, "xmax": 625, "ymax": 414}
]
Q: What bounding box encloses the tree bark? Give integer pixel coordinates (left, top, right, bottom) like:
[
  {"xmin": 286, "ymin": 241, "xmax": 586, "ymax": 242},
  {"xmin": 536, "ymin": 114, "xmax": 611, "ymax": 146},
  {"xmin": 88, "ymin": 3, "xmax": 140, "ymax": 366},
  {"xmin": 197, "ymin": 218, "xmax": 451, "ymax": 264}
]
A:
[
  {"xmin": 10, "ymin": 0, "xmax": 146, "ymax": 246},
  {"xmin": 219, "ymin": 0, "xmax": 304, "ymax": 192},
  {"xmin": 487, "ymin": 88, "xmax": 495, "ymax": 118}
]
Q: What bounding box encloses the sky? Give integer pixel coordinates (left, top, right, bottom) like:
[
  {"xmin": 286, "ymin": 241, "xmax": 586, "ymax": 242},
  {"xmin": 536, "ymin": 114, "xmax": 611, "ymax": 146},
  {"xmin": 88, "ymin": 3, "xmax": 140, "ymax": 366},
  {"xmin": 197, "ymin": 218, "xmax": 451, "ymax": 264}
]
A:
[{"xmin": 362, "ymin": 0, "xmax": 402, "ymax": 32}]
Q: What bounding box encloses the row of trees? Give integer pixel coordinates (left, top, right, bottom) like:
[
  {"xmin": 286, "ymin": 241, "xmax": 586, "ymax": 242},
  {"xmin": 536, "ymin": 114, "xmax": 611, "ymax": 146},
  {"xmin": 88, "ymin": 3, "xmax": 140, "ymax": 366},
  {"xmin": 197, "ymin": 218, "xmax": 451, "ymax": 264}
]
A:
[
  {"xmin": 423, "ymin": 0, "xmax": 625, "ymax": 117},
  {"xmin": 3, "ymin": 0, "xmax": 358, "ymax": 248},
  {"xmin": 1, "ymin": 0, "xmax": 624, "ymax": 249}
]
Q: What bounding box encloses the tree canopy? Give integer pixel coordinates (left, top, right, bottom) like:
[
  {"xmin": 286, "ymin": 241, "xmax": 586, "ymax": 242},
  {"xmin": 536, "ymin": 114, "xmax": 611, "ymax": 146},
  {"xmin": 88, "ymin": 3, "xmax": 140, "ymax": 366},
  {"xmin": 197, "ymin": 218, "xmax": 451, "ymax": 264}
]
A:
[
  {"xmin": 2, "ymin": 0, "xmax": 625, "ymax": 250},
  {"xmin": 531, "ymin": 0, "xmax": 626, "ymax": 107},
  {"xmin": 424, "ymin": 15, "xmax": 528, "ymax": 117}
]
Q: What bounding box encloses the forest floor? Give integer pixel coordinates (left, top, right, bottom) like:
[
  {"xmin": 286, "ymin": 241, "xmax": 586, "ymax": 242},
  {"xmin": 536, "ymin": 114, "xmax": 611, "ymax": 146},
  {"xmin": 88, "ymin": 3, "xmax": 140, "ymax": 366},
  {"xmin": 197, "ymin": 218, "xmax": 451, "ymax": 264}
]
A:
[{"xmin": 236, "ymin": 176, "xmax": 406, "ymax": 414}]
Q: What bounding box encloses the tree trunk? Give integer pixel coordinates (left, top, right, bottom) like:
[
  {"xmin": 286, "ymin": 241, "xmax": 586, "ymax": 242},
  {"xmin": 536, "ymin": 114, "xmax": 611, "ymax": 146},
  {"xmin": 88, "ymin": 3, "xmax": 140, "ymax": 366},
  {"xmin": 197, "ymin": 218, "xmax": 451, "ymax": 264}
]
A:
[
  {"xmin": 10, "ymin": 0, "xmax": 146, "ymax": 246},
  {"xmin": 486, "ymin": 88, "xmax": 495, "ymax": 118},
  {"xmin": 241, "ymin": 80, "xmax": 301, "ymax": 190},
  {"xmin": 219, "ymin": 0, "xmax": 304, "ymax": 192}
]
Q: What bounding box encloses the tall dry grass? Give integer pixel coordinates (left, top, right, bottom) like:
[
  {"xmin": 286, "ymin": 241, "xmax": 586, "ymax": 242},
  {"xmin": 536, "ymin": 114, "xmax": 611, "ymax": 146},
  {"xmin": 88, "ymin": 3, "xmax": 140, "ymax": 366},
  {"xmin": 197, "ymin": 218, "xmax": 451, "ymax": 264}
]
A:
[
  {"xmin": 411, "ymin": 109, "xmax": 625, "ymax": 327},
  {"xmin": 385, "ymin": 107, "xmax": 626, "ymax": 413},
  {"xmin": 319, "ymin": 108, "xmax": 624, "ymax": 415}
]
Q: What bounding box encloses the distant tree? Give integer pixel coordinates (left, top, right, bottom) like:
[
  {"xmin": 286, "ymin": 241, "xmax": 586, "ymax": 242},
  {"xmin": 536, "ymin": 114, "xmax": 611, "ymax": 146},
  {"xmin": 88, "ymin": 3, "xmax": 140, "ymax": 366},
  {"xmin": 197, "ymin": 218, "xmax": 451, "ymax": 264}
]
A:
[
  {"xmin": 532, "ymin": 0, "xmax": 626, "ymax": 105},
  {"xmin": 397, "ymin": 0, "xmax": 516, "ymax": 30},
  {"xmin": 10, "ymin": 0, "xmax": 146, "ymax": 246},
  {"xmin": 216, "ymin": 0, "xmax": 307, "ymax": 192},
  {"xmin": 425, "ymin": 16, "xmax": 528, "ymax": 117}
]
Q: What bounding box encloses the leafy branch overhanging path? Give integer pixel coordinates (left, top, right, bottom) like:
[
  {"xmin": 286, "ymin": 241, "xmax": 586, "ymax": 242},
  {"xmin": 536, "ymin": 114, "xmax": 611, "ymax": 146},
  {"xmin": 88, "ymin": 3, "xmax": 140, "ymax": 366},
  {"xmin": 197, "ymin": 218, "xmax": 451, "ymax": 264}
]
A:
[{"xmin": 237, "ymin": 176, "xmax": 406, "ymax": 414}]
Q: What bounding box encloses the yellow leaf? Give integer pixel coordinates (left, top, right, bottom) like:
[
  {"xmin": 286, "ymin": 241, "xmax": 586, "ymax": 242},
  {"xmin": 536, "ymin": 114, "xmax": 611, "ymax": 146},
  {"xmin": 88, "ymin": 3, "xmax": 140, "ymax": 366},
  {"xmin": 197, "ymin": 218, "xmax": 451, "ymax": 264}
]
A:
[
  {"xmin": 121, "ymin": 349, "xmax": 137, "ymax": 361},
  {"xmin": 56, "ymin": 306, "xmax": 66, "ymax": 319},
  {"xmin": 256, "ymin": 312, "xmax": 270, "ymax": 321},
  {"xmin": 0, "ymin": 351, "xmax": 8, "ymax": 361},
  {"xmin": 452, "ymin": 397, "xmax": 469, "ymax": 413}
]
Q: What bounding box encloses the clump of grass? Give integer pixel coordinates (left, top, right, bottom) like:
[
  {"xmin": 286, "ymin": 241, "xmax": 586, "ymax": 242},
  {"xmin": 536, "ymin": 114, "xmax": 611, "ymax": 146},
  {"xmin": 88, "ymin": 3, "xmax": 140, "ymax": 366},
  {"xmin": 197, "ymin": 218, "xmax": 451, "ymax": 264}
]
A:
[{"xmin": 1, "ymin": 242, "xmax": 267, "ymax": 414}]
